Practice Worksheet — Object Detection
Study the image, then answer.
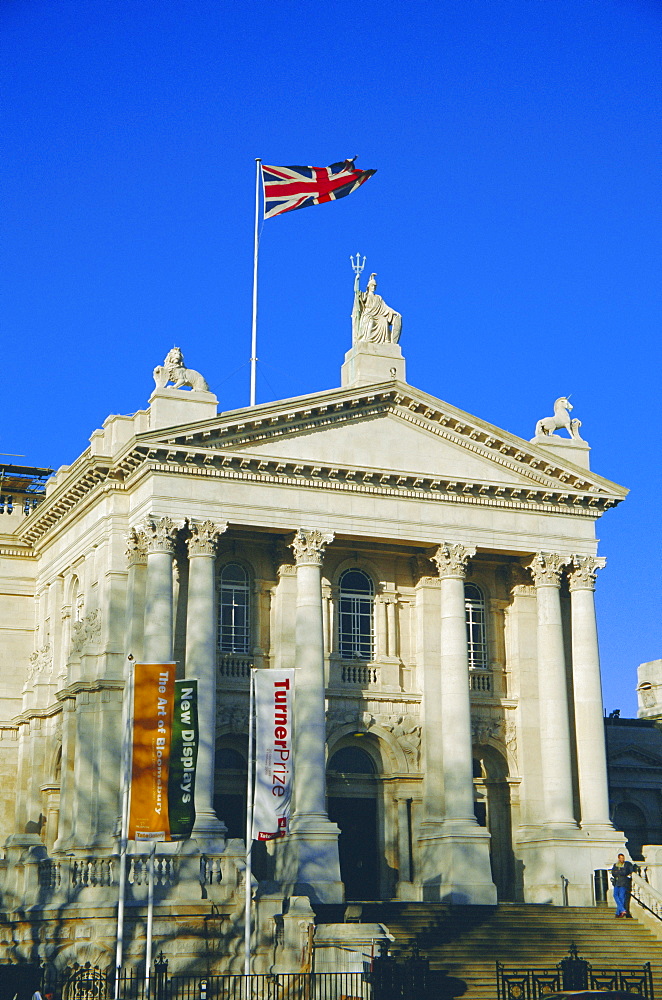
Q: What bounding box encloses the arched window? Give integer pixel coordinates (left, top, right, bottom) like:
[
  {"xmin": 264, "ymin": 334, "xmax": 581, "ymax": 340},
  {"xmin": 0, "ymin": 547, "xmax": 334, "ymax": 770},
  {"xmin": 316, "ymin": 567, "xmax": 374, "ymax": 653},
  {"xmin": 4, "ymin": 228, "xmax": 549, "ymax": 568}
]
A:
[
  {"xmin": 218, "ymin": 563, "xmax": 250, "ymax": 653},
  {"xmin": 465, "ymin": 583, "xmax": 488, "ymax": 669},
  {"xmin": 339, "ymin": 569, "xmax": 374, "ymax": 660}
]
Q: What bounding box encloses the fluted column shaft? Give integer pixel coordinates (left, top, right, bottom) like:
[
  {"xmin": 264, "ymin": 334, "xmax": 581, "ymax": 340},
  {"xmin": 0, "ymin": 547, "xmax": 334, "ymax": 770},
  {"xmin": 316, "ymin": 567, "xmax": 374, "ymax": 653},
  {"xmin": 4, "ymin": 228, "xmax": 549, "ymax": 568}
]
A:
[
  {"xmin": 291, "ymin": 529, "xmax": 333, "ymax": 818},
  {"xmin": 569, "ymin": 555, "xmax": 611, "ymax": 827},
  {"xmin": 142, "ymin": 517, "xmax": 179, "ymax": 663},
  {"xmin": 186, "ymin": 520, "xmax": 227, "ymax": 840},
  {"xmin": 434, "ymin": 543, "xmax": 478, "ymax": 824},
  {"xmin": 530, "ymin": 552, "xmax": 576, "ymax": 828}
]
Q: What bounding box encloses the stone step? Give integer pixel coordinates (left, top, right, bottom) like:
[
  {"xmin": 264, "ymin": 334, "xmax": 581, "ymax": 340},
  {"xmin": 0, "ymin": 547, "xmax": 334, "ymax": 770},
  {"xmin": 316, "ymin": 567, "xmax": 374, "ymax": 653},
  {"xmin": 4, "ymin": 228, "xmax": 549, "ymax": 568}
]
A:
[{"xmin": 314, "ymin": 903, "xmax": 662, "ymax": 999}]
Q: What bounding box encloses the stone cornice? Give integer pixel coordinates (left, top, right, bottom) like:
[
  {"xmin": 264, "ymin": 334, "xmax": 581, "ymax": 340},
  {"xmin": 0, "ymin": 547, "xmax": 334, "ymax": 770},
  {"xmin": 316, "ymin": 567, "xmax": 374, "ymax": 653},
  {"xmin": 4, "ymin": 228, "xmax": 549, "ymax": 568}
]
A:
[{"xmin": 14, "ymin": 383, "xmax": 627, "ymax": 545}]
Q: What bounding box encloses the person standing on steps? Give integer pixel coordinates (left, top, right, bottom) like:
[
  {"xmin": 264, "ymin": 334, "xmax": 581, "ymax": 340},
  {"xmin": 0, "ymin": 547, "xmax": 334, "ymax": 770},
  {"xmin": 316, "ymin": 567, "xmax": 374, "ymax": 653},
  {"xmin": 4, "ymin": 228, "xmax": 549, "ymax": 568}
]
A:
[{"xmin": 611, "ymin": 853, "xmax": 635, "ymax": 917}]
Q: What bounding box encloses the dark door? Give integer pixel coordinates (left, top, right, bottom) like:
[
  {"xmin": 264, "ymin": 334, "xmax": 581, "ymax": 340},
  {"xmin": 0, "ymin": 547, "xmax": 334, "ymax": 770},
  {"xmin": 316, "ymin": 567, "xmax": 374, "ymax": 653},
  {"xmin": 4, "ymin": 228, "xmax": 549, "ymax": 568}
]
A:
[{"xmin": 328, "ymin": 796, "xmax": 379, "ymax": 900}]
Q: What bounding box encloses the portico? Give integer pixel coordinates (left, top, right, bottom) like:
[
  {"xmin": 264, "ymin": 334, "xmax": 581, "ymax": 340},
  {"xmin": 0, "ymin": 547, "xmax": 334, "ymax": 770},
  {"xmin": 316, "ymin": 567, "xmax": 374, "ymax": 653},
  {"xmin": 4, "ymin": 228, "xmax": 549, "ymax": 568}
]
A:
[{"xmin": 0, "ymin": 284, "xmax": 629, "ymax": 969}]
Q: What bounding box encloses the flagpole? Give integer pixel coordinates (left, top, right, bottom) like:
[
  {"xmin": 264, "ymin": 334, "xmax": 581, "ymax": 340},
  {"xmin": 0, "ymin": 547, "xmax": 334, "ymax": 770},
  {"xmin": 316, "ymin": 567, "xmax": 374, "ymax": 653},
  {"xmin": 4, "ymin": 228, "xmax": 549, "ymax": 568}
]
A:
[
  {"xmin": 244, "ymin": 669, "xmax": 256, "ymax": 977},
  {"xmin": 250, "ymin": 158, "xmax": 261, "ymax": 407},
  {"xmin": 115, "ymin": 657, "xmax": 135, "ymax": 999}
]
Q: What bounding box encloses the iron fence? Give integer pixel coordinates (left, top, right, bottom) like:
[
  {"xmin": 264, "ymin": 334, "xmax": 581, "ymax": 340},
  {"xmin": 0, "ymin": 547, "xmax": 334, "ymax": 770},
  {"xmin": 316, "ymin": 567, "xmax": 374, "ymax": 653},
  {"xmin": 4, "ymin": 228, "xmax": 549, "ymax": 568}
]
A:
[
  {"xmin": 496, "ymin": 960, "xmax": 654, "ymax": 1000},
  {"xmin": 35, "ymin": 966, "xmax": 370, "ymax": 1000}
]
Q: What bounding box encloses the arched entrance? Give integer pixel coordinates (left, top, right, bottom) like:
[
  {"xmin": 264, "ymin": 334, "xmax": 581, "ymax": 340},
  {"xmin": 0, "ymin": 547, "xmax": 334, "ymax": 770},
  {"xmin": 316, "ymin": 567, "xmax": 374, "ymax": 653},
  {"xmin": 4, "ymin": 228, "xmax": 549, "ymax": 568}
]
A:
[
  {"xmin": 327, "ymin": 744, "xmax": 380, "ymax": 901},
  {"xmin": 612, "ymin": 801, "xmax": 647, "ymax": 861},
  {"xmin": 473, "ymin": 745, "xmax": 515, "ymax": 900}
]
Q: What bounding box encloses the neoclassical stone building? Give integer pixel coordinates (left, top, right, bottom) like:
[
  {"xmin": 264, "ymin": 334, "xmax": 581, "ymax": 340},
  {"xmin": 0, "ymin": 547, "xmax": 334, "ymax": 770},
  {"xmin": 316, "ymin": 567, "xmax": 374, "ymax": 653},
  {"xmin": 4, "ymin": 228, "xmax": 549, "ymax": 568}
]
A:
[{"xmin": 0, "ymin": 295, "xmax": 629, "ymax": 968}]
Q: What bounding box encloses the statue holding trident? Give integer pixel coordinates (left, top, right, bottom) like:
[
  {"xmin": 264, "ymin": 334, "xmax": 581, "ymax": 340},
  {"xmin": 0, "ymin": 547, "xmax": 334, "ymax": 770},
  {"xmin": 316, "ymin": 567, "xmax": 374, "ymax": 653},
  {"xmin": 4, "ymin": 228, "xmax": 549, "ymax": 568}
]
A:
[{"xmin": 351, "ymin": 254, "xmax": 402, "ymax": 345}]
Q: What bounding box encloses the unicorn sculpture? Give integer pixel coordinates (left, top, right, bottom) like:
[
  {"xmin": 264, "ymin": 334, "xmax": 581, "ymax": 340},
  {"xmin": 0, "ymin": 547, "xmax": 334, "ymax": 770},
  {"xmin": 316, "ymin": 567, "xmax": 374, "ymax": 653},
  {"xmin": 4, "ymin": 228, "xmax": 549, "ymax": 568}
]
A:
[{"xmin": 533, "ymin": 397, "xmax": 583, "ymax": 441}]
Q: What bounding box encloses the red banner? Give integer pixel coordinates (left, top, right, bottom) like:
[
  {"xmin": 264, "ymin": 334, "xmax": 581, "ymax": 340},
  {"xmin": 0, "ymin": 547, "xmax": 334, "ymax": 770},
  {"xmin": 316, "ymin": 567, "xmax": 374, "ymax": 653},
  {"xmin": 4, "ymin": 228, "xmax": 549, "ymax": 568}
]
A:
[{"xmin": 128, "ymin": 662, "xmax": 176, "ymax": 841}]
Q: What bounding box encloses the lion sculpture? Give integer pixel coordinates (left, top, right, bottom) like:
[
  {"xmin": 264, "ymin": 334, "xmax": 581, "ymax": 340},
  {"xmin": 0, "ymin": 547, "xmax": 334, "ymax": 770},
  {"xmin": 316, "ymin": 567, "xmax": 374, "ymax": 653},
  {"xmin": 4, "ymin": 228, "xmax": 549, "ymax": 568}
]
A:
[{"xmin": 153, "ymin": 347, "xmax": 210, "ymax": 392}]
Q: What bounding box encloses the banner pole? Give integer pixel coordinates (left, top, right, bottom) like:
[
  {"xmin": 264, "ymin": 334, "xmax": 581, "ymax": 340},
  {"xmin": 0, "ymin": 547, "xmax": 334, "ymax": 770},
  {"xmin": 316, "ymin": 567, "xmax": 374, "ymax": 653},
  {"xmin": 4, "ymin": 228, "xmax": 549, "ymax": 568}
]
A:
[
  {"xmin": 250, "ymin": 158, "xmax": 262, "ymax": 407},
  {"xmin": 114, "ymin": 657, "xmax": 135, "ymax": 998},
  {"xmin": 145, "ymin": 838, "xmax": 157, "ymax": 998},
  {"xmin": 244, "ymin": 669, "xmax": 256, "ymax": 977}
]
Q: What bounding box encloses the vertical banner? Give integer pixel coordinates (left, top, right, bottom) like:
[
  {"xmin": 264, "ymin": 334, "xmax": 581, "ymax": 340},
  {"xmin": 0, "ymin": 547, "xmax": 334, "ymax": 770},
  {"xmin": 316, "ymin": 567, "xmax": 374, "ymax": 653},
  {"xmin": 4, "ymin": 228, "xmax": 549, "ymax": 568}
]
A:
[
  {"xmin": 128, "ymin": 662, "xmax": 176, "ymax": 841},
  {"xmin": 168, "ymin": 679, "xmax": 198, "ymax": 839},
  {"xmin": 252, "ymin": 669, "xmax": 295, "ymax": 841}
]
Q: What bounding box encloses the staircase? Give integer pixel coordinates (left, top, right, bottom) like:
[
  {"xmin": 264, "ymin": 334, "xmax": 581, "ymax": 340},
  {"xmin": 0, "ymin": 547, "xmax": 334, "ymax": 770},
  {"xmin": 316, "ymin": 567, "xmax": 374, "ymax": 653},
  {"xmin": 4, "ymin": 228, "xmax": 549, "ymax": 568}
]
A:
[{"xmin": 313, "ymin": 903, "xmax": 662, "ymax": 1000}]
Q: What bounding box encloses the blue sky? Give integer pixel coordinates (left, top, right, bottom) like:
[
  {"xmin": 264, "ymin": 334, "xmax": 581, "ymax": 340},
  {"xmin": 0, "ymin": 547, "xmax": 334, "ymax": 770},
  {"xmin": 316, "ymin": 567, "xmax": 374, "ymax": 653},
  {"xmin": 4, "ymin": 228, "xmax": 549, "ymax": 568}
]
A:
[{"xmin": 2, "ymin": 0, "xmax": 660, "ymax": 714}]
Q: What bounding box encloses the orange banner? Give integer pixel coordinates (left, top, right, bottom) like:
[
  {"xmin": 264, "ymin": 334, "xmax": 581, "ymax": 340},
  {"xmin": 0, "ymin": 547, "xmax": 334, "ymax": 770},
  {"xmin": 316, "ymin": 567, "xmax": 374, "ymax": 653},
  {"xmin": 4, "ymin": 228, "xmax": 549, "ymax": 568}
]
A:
[{"xmin": 128, "ymin": 662, "xmax": 176, "ymax": 841}]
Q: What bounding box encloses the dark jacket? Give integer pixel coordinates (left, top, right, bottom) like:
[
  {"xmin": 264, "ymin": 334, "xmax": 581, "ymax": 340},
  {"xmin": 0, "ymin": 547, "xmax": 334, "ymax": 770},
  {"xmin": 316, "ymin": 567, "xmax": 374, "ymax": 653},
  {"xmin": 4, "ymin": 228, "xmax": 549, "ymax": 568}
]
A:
[{"xmin": 611, "ymin": 861, "xmax": 635, "ymax": 887}]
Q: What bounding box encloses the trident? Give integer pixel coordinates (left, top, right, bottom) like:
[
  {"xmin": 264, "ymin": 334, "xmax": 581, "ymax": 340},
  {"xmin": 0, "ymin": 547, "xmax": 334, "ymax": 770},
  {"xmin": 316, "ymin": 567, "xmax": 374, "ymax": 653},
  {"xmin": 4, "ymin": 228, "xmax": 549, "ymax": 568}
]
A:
[{"xmin": 350, "ymin": 252, "xmax": 366, "ymax": 276}]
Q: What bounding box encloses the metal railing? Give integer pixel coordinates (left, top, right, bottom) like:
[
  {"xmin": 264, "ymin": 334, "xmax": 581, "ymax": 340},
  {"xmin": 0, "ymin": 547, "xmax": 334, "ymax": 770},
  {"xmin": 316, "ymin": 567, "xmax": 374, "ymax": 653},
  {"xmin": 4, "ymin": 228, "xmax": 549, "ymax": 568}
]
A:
[
  {"xmin": 497, "ymin": 946, "xmax": 654, "ymax": 1000},
  {"xmin": 37, "ymin": 966, "xmax": 370, "ymax": 1000}
]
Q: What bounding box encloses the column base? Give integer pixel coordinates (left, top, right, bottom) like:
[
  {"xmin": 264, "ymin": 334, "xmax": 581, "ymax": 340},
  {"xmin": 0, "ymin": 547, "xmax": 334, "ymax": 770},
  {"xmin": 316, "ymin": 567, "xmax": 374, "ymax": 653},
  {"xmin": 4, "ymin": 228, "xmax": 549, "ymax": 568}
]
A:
[
  {"xmin": 418, "ymin": 820, "xmax": 497, "ymax": 904},
  {"xmin": 278, "ymin": 812, "xmax": 343, "ymax": 904},
  {"xmin": 192, "ymin": 809, "xmax": 227, "ymax": 853},
  {"xmin": 518, "ymin": 824, "xmax": 626, "ymax": 905}
]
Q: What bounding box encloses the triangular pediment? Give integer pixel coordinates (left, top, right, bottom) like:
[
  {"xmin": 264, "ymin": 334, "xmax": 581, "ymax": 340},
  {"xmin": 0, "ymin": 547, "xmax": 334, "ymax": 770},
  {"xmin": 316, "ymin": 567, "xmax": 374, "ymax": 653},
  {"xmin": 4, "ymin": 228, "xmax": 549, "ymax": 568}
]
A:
[
  {"xmin": 140, "ymin": 381, "xmax": 626, "ymax": 503},
  {"xmin": 218, "ymin": 410, "xmax": 544, "ymax": 487},
  {"xmin": 608, "ymin": 745, "xmax": 662, "ymax": 768}
]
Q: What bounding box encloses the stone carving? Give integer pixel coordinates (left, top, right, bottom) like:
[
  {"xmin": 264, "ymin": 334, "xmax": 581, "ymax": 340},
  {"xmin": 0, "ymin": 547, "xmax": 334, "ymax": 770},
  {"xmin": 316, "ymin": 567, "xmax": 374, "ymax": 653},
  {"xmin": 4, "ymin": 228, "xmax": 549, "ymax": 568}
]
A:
[
  {"xmin": 70, "ymin": 609, "xmax": 101, "ymax": 655},
  {"xmin": 153, "ymin": 347, "xmax": 210, "ymax": 392},
  {"xmin": 352, "ymin": 271, "xmax": 402, "ymax": 345},
  {"xmin": 471, "ymin": 712, "xmax": 518, "ymax": 762},
  {"xmin": 291, "ymin": 528, "xmax": 334, "ymax": 566},
  {"xmin": 533, "ymin": 396, "xmax": 583, "ymax": 441},
  {"xmin": 139, "ymin": 516, "xmax": 180, "ymax": 554},
  {"xmin": 528, "ymin": 552, "xmax": 567, "ymax": 587},
  {"xmin": 187, "ymin": 519, "xmax": 228, "ymax": 557},
  {"xmin": 568, "ymin": 554, "xmax": 606, "ymax": 591},
  {"xmin": 433, "ymin": 542, "xmax": 476, "ymax": 579},
  {"xmin": 217, "ymin": 702, "xmax": 248, "ymax": 732},
  {"xmin": 126, "ymin": 527, "xmax": 148, "ymax": 567},
  {"xmin": 27, "ymin": 642, "xmax": 53, "ymax": 682}
]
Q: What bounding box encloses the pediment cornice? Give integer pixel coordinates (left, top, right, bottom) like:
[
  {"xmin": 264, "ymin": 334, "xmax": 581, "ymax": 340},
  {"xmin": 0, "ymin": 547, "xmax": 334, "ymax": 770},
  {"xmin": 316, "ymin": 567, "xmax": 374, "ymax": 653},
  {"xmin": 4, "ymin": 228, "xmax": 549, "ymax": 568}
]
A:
[{"xmin": 18, "ymin": 381, "xmax": 626, "ymax": 545}]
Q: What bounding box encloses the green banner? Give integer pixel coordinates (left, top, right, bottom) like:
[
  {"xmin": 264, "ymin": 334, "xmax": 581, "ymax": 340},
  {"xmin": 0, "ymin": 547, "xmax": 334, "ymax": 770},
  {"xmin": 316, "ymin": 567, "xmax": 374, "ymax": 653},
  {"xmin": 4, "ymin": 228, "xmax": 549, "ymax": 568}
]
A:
[{"xmin": 168, "ymin": 679, "xmax": 198, "ymax": 839}]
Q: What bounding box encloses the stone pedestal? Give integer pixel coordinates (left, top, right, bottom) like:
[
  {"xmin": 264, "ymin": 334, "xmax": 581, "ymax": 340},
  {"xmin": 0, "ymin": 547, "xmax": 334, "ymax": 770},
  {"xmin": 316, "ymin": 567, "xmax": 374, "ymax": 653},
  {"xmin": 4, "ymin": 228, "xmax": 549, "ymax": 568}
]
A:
[
  {"xmin": 530, "ymin": 435, "xmax": 591, "ymax": 470},
  {"xmin": 149, "ymin": 387, "xmax": 218, "ymax": 430},
  {"xmin": 341, "ymin": 342, "xmax": 405, "ymax": 387}
]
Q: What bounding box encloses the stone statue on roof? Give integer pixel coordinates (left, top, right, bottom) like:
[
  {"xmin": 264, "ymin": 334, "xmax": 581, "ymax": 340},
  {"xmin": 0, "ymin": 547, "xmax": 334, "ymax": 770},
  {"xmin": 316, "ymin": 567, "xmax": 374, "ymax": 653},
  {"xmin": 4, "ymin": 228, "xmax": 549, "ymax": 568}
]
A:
[
  {"xmin": 153, "ymin": 346, "xmax": 210, "ymax": 392},
  {"xmin": 352, "ymin": 270, "xmax": 402, "ymax": 345}
]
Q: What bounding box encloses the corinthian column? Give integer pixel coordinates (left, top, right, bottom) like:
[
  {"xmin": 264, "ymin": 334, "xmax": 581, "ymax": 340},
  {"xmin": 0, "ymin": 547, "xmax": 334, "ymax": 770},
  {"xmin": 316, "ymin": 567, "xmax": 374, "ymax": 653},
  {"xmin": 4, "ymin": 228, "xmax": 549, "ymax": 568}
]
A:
[
  {"xmin": 568, "ymin": 554, "xmax": 611, "ymax": 829},
  {"xmin": 186, "ymin": 520, "xmax": 228, "ymax": 845},
  {"xmin": 125, "ymin": 528, "xmax": 148, "ymax": 662},
  {"xmin": 142, "ymin": 517, "xmax": 180, "ymax": 663},
  {"xmin": 529, "ymin": 552, "xmax": 576, "ymax": 829},
  {"xmin": 418, "ymin": 543, "xmax": 495, "ymax": 904},
  {"xmin": 434, "ymin": 543, "xmax": 478, "ymax": 825},
  {"xmin": 280, "ymin": 528, "xmax": 342, "ymax": 903}
]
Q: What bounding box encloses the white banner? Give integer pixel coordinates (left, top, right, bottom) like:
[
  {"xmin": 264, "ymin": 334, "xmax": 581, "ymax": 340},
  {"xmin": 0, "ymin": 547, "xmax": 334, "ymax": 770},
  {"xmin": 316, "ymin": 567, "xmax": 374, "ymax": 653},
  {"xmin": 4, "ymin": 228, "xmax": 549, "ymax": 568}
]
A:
[{"xmin": 252, "ymin": 669, "xmax": 295, "ymax": 841}]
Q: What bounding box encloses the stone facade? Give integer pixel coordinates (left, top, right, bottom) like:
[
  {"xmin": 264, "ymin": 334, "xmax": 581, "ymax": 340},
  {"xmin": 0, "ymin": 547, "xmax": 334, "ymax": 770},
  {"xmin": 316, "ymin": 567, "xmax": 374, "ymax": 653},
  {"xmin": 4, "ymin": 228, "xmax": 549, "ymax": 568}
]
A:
[{"xmin": 0, "ymin": 333, "xmax": 629, "ymax": 972}]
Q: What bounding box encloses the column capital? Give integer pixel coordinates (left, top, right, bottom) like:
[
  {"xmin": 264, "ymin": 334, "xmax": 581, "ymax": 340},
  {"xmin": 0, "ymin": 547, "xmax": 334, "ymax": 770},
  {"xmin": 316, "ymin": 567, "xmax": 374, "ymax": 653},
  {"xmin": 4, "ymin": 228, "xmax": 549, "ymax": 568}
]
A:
[
  {"xmin": 433, "ymin": 542, "xmax": 476, "ymax": 579},
  {"xmin": 568, "ymin": 554, "xmax": 606, "ymax": 592},
  {"xmin": 291, "ymin": 528, "xmax": 334, "ymax": 566},
  {"xmin": 126, "ymin": 527, "xmax": 148, "ymax": 567},
  {"xmin": 528, "ymin": 552, "xmax": 568, "ymax": 588},
  {"xmin": 186, "ymin": 519, "xmax": 228, "ymax": 557},
  {"xmin": 140, "ymin": 516, "xmax": 182, "ymax": 555}
]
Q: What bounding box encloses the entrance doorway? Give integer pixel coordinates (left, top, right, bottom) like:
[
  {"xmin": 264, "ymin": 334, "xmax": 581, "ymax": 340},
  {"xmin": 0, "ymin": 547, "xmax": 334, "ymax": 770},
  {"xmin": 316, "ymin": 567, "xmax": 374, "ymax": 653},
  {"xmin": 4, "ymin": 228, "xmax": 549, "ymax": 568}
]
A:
[
  {"xmin": 327, "ymin": 744, "xmax": 380, "ymax": 901},
  {"xmin": 328, "ymin": 796, "xmax": 379, "ymax": 900}
]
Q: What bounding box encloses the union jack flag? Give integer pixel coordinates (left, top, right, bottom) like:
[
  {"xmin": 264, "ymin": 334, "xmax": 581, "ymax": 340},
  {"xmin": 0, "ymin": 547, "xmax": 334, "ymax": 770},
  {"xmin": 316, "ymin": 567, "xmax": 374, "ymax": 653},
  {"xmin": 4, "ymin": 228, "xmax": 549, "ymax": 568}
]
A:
[{"xmin": 261, "ymin": 158, "xmax": 376, "ymax": 220}]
